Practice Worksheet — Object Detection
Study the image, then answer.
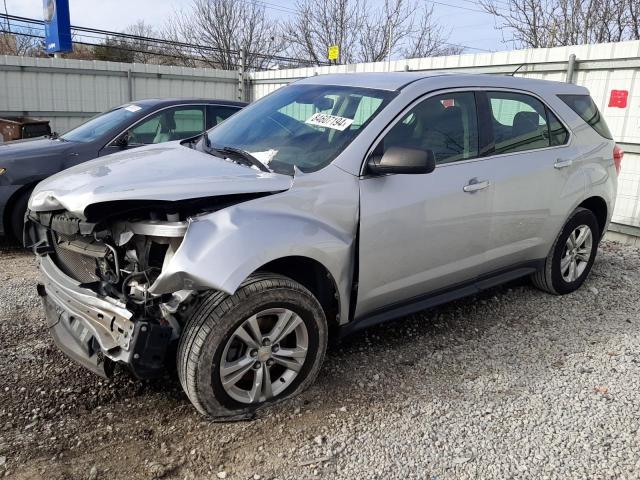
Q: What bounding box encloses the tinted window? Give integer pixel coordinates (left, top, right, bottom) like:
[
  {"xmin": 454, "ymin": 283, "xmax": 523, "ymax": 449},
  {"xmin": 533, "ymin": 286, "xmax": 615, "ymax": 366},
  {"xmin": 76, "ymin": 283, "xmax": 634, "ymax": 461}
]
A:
[
  {"xmin": 381, "ymin": 91, "xmax": 479, "ymax": 165},
  {"xmin": 61, "ymin": 107, "xmax": 142, "ymax": 143},
  {"xmin": 206, "ymin": 84, "xmax": 394, "ymax": 174},
  {"xmin": 488, "ymin": 92, "xmax": 551, "ymax": 154},
  {"xmin": 558, "ymin": 94, "xmax": 613, "ymax": 139},
  {"xmin": 207, "ymin": 105, "xmax": 240, "ymax": 129},
  {"xmin": 547, "ymin": 109, "xmax": 569, "ymax": 146},
  {"xmin": 129, "ymin": 106, "xmax": 205, "ymax": 145}
]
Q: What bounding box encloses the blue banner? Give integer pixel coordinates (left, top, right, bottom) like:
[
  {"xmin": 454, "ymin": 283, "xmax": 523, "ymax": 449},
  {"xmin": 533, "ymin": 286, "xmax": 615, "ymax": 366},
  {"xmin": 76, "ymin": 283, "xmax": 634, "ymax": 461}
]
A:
[{"xmin": 43, "ymin": 0, "xmax": 72, "ymax": 53}]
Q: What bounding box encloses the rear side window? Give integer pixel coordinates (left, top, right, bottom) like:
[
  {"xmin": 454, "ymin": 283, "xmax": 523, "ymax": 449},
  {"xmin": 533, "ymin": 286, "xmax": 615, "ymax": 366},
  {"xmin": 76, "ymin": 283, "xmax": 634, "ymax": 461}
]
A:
[
  {"xmin": 486, "ymin": 91, "xmax": 569, "ymax": 154},
  {"xmin": 558, "ymin": 94, "xmax": 613, "ymax": 139},
  {"xmin": 547, "ymin": 109, "xmax": 569, "ymax": 146},
  {"xmin": 206, "ymin": 105, "xmax": 240, "ymax": 129}
]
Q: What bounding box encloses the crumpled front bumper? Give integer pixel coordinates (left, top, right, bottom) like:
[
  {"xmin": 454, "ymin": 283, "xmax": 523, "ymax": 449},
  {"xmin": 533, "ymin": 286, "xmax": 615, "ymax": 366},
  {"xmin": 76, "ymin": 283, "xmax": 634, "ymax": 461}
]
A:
[{"xmin": 38, "ymin": 255, "xmax": 135, "ymax": 377}]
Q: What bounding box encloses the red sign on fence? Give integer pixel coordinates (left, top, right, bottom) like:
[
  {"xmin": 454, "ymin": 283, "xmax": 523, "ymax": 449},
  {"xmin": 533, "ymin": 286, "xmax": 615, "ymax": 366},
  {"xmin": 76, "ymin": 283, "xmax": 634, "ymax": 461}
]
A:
[{"xmin": 608, "ymin": 90, "xmax": 629, "ymax": 108}]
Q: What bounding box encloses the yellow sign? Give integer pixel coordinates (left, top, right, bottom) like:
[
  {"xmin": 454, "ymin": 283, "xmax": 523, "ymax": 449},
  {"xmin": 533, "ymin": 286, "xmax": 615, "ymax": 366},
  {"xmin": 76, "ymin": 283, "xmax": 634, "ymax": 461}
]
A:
[{"xmin": 328, "ymin": 45, "xmax": 339, "ymax": 61}]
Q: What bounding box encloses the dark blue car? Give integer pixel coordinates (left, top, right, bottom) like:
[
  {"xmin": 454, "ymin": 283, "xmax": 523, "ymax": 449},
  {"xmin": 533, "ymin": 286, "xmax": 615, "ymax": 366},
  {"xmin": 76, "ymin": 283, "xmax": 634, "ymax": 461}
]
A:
[{"xmin": 0, "ymin": 98, "xmax": 246, "ymax": 241}]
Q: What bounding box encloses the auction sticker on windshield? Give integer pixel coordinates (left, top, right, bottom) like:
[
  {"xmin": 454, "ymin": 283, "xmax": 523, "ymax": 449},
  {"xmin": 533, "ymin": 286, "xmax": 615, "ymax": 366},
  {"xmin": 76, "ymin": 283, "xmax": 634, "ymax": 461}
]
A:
[{"xmin": 305, "ymin": 113, "xmax": 353, "ymax": 131}]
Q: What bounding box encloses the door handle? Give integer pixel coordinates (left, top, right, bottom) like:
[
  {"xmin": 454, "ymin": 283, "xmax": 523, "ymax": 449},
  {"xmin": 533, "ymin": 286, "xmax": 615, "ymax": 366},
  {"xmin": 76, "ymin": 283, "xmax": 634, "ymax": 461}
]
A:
[
  {"xmin": 554, "ymin": 158, "xmax": 573, "ymax": 169},
  {"xmin": 463, "ymin": 179, "xmax": 490, "ymax": 193}
]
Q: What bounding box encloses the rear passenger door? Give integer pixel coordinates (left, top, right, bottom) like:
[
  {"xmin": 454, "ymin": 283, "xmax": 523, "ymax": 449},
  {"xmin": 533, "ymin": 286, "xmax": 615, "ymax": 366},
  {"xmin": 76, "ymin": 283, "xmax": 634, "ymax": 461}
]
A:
[
  {"xmin": 356, "ymin": 91, "xmax": 493, "ymax": 318},
  {"xmin": 478, "ymin": 90, "xmax": 584, "ymax": 271}
]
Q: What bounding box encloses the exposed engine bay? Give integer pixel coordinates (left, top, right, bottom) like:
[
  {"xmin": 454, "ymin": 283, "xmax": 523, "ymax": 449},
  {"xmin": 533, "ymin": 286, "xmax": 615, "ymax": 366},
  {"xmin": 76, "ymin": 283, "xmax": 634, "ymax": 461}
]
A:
[{"xmin": 27, "ymin": 194, "xmax": 268, "ymax": 378}]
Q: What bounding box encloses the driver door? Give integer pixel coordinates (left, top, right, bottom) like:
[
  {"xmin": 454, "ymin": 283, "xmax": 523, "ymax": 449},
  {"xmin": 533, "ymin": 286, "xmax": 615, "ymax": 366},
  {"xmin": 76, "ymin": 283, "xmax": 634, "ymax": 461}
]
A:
[{"xmin": 356, "ymin": 91, "xmax": 493, "ymax": 318}]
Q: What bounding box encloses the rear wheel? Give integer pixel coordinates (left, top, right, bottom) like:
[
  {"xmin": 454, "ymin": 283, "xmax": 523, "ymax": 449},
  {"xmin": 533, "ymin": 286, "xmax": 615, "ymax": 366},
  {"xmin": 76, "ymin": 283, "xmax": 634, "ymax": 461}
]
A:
[
  {"xmin": 532, "ymin": 207, "xmax": 600, "ymax": 295},
  {"xmin": 177, "ymin": 273, "xmax": 328, "ymax": 419}
]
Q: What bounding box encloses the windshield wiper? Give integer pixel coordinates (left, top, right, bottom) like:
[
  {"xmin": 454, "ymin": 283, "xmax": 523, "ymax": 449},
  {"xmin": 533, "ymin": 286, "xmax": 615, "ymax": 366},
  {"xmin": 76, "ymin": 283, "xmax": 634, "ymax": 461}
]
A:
[{"xmin": 210, "ymin": 144, "xmax": 271, "ymax": 173}]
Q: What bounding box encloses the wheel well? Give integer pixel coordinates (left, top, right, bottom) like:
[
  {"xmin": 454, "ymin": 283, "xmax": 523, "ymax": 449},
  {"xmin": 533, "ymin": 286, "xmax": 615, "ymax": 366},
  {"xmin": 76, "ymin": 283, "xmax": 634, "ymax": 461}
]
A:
[
  {"xmin": 258, "ymin": 256, "xmax": 340, "ymax": 336},
  {"xmin": 3, "ymin": 182, "xmax": 37, "ymax": 239},
  {"xmin": 578, "ymin": 196, "xmax": 607, "ymax": 237}
]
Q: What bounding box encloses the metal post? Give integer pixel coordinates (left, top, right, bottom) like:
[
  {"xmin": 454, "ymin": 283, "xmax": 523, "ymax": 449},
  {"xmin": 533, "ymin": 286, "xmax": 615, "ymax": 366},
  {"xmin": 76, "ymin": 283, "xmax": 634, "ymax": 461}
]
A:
[
  {"xmin": 387, "ymin": 25, "xmax": 393, "ymax": 72},
  {"xmin": 127, "ymin": 69, "xmax": 133, "ymax": 101},
  {"xmin": 566, "ymin": 54, "xmax": 577, "ymax": 84},
  {"xmin": 238, "ymin": 48, "xmax": 246, "ymax": 102}
]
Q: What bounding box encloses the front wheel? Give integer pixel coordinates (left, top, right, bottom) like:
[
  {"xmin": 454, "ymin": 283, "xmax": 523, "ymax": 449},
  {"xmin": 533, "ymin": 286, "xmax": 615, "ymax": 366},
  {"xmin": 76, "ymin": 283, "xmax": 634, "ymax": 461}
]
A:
[
  {"xmin": 177, "ymin": 273, "xmax": 328, "ymax": 419},
  {"xmin": 532, "ymin": 207, "xmax": 600, "ymax": 295},
  {"xmin": 9, "ymin": 188, "xmax": 33, "ymax": 245}
]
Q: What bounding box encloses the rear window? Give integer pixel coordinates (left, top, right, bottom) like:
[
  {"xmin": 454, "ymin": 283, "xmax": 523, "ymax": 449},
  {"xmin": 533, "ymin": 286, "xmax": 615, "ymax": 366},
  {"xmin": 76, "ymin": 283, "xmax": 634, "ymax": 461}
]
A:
[{"xmin": 558, "ymin": 94, "xmax": 613, "ymax": 140}]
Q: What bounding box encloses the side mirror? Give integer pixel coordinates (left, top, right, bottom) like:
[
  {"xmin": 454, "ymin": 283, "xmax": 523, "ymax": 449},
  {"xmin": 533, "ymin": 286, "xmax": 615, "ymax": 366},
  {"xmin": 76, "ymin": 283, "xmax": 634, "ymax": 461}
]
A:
[
  {"xmin": 367, "ymin": 146, "xmax": 436, "ymax": 175},
  {"xmin": 114, "ymin": 133, "xmax": 129, "ymax": 149}
]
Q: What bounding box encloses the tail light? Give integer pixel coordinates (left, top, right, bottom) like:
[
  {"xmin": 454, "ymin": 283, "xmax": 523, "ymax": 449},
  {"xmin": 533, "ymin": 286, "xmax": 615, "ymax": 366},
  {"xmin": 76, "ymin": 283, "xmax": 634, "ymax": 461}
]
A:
[{"xmin": 613, "ymin": 145, "xmax": 624, "ymax": 175}]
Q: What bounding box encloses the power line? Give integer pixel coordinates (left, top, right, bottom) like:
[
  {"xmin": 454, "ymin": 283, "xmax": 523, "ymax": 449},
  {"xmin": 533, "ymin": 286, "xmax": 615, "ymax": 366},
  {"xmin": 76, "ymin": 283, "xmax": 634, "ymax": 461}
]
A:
[
  {"xmin": 1, "ymin": 12, "xmax": 494, "ymax": 61},
  {"xmin": 0, "ymin": 14, "xmax": 328, "ymax": 66},
  {"xmin": 427, "ymin": 0, "xmax": 488, "ymax": 14}
]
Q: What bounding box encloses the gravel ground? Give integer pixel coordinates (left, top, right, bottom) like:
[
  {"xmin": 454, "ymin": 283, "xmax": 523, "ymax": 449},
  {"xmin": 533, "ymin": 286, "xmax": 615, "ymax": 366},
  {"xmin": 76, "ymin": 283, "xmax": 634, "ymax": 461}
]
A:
[{"xmin": 1, "ymin": 238, "xmax": 640, "ymax": 480}]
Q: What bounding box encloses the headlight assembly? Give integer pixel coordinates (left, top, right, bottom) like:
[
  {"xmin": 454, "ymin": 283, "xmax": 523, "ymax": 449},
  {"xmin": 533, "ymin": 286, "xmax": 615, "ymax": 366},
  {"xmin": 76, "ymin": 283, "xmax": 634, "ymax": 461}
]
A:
[{"xmin": 29, "ymin": 190, "xmax": 63, "ymax": 211}]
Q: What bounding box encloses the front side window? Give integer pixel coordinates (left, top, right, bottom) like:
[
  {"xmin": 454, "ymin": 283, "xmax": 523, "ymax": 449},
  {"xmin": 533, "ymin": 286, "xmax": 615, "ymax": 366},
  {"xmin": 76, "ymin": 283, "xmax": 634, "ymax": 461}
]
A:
[
  {"xmin": 380, "ymin": 91, "xmax": 479, "ymax": 165},
  {"xmin": 487, "ymin": 91, "xmax": 568, "ymax": 154},
  {"xmin": 128, "ymin": 106, "xmax": 205, "ymax": 145},
  {"xmin": 205, "ymin": 84, "xmax": 395, "ymax": 174},
  {"xmin": 61, "ymin": 107, "xmax": 144, "ymax": 143}
]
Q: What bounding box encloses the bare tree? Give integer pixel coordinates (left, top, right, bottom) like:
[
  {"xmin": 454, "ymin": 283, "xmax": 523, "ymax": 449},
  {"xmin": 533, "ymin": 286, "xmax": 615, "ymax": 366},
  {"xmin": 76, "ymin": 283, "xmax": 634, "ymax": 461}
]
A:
[
  {"xmin": 0, "ymin": 28, "xmax": 43, "ymax": 56},
  {"xmin": 284, "ymin": 0, "xmax": 365, "ymax": 64},
  {"xmin": 121, "ymin": 21, "xmax": 163, "ymax": 63},
  {"xmin": 285, "ymin": 0, "xmax": 461, "ymax": 64},
  {"xmin": 163, "ymin": 0, "xmax": 284, "ymax": 70},
  {"xmin": 404, "ymin": 4, "xmax": 463, "ymax": 58},
  {"xmin": 359, "ymin": 0, "xmax": 416, "ymax": 62},
  {"xmin": 481, "ymin": 0, "xmax": 638, "ymax": 48}
]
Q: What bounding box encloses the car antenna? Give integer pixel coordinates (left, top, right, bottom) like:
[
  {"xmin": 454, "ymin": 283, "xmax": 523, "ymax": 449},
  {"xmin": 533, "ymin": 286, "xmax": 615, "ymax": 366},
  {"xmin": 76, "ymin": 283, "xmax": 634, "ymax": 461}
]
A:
[{"xmin": 508, "ymin": 63, "xmax": 526, "ymax": 76}]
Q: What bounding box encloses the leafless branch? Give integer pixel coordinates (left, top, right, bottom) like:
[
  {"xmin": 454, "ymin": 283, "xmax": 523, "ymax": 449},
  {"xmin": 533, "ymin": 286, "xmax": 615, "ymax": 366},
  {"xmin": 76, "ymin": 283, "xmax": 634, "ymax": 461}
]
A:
[{"xmin": 481, "ymin": 0, "xmax": 640, "ymax": 48}]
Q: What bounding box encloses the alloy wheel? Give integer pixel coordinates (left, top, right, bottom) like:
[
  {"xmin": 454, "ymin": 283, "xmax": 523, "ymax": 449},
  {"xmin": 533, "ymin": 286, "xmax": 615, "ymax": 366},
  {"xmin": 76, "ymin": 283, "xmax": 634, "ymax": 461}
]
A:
[
  {"xmin": 560, "ymin": 224, "xmax": 593, "ymax": 282},
  {"xmin": 219, "ymin": 308, "xmax": 309, "ymax": 404}
]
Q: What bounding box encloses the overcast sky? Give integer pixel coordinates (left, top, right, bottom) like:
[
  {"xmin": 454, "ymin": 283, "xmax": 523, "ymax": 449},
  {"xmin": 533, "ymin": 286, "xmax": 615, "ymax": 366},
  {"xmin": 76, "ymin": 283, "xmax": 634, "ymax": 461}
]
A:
[{"xmin": 4, "ymin": 0, "xmax": 506, "ymax": 54}]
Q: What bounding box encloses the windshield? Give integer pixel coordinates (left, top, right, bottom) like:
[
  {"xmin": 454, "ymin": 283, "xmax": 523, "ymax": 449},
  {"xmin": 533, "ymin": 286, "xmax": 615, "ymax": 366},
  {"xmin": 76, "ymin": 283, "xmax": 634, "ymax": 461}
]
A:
[
  {"xmin": 61, "ymin": 106, "xmax": 143, "ymax": 143},
  {"xmin": 206, "ymin": 84, "xmax": 395, "ymax": 174}
]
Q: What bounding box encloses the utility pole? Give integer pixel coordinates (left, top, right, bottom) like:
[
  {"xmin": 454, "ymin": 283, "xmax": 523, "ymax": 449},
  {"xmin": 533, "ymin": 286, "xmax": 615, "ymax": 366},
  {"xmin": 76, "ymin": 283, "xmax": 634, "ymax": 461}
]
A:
[
  {"xmin": 387, "ymin": 24, "xmax": 393, "ymax": 72},
  {"xmin": 238, "ymin": 47, "xmax": 246, "ymax": 102}
]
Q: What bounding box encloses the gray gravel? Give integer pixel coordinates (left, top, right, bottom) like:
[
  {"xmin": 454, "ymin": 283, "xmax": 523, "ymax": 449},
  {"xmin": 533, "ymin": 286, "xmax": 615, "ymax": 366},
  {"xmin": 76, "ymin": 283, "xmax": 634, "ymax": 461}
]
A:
[{"xmin": 1, "ymin": 239, "xmax": 640, "ymax": 479}]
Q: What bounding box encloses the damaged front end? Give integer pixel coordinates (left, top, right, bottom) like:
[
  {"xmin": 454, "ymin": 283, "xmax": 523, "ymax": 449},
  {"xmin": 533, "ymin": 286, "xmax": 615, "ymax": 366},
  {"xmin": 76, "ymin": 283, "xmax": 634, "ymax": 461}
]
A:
[{"xmin": 28, "ymin": 197, "xmax": 251, "ymax": 378}]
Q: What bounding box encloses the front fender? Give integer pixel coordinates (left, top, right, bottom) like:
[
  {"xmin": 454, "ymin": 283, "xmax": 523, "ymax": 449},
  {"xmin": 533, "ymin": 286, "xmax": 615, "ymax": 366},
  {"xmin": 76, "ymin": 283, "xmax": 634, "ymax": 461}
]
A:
[{"xmin": 149, "ymin": 165, "xmax": 360, "ymax": 323}]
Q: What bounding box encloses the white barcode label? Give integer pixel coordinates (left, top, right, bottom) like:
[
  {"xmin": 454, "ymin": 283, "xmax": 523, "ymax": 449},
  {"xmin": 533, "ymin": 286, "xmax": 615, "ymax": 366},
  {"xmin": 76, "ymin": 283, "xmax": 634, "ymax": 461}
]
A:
[{"xmin": 305, "ymin": 113, "xmax": 353, "ymax": 131}]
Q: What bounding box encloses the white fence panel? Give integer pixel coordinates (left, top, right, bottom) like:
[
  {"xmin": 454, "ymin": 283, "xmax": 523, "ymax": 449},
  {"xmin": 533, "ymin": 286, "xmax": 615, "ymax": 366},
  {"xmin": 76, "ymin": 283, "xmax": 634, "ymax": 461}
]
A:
[{"xmin": 0, "ymin": 55, "xmax": 239, "ymax": 133}]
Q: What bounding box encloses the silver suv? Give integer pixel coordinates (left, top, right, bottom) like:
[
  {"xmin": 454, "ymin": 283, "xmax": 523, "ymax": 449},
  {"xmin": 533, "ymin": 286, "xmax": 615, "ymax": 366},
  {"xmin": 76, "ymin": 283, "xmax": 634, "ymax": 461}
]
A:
[{"xmin": 27, "ymin": 73, "xmax": 621, "ymax": 419}]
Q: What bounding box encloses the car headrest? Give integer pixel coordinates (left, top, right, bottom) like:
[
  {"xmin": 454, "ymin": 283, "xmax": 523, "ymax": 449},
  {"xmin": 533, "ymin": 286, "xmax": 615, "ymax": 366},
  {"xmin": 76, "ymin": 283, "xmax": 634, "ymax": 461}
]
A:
[
  {"xmin": 159, "ymin": 112, "xmax": 176, "ymax": 131},
  {"xmin": 513, "ymin": 111, "xmax": 540, "ymax": 137},
  {"xmin": 438, "ymin": 106, "xmax": 463, "ymax": 135}
]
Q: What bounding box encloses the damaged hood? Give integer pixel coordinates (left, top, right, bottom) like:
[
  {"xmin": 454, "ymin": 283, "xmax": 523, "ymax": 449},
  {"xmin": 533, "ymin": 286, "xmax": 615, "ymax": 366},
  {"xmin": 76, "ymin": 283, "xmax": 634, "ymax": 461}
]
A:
[{"xmin": 29, "ymin": 142, "xmax": 293, "ymax": 217}]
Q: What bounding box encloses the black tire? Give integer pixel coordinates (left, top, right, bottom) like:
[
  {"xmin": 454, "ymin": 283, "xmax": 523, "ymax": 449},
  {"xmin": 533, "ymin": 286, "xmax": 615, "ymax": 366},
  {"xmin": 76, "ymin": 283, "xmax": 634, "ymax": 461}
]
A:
[
  {"xmin": 532, "ymin": 207, "xmax": 600, "ymax": 295},
  {"xmin": 9, "ymin": 188, "xmax": 33, "ymax": 246},
  {"xmin": 177, "ymin": 272, "xmax": 328, "ymax": 419}
]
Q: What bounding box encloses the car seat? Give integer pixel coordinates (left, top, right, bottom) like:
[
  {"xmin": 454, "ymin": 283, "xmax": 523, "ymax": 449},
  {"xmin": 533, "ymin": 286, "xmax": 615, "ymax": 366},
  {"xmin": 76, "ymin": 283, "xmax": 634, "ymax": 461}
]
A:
[
  {"xmin": 153, "ymin": 112, "xmax": 176, "ymax": 143},
  {"xmin": 512, "ymin": 111, "xmax": 541, "ymax": 138}
]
